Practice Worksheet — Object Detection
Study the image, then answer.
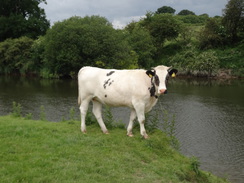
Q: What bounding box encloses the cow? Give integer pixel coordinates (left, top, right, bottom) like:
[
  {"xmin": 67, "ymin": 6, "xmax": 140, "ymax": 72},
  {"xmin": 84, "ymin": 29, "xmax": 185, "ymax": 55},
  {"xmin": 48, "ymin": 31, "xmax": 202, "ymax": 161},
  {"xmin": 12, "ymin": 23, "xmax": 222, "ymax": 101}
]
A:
[{"xmin": 78, "ymin": 65, "xmax": 178, "ymax": 138}]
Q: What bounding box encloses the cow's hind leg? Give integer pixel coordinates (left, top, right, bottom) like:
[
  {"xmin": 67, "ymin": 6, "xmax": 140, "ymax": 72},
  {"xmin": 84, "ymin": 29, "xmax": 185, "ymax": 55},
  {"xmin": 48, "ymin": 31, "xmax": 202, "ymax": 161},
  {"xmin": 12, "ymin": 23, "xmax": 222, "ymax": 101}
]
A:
[
  {"xmin": 92, "ymin": 100, "xmax": 108, "ymax": 134},
  {"xmin": 79, "ymin": 97, "xmax": 91, "ymax": 133},
  {"xmin": 127, "ymin": 109, "xmax": 137, "ymax": 137}
]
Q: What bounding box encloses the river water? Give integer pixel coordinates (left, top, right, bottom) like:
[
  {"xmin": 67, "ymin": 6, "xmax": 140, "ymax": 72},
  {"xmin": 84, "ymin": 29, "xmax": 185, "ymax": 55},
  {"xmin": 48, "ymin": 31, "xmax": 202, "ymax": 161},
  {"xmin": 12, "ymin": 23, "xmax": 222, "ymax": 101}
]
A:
[{"xmin": 0, "ymin": 76, "xmax": 243, "ymax": 183}]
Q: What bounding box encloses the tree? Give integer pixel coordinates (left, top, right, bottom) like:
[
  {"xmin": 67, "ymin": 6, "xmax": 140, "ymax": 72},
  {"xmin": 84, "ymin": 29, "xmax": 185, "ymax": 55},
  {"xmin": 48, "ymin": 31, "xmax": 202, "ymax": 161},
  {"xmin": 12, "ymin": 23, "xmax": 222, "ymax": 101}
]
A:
[
  {"xmin": 178, "ymin": 9, "xmax": 195, "ymax": 16},
  {"xmin": 43, "ymin": 16, "xmax": 138, "ymax": 78},
  {"xmin": 222, "ymin": 0, "xmax": 244, "ymax": 43},
  {"xmin": 141, "ymin": 13, "xmax": 182, "ymax": 55},
  {"xmin": 126, "ymin": 24, "xmax": 156, "ymax": 68},
  {"xmin": 156, "ymin": 6, "xmax": 176, "ymax": 14},
  {"xmin": 0, "ymin": 0, "xmax": 50, "ymax": 41},
  {"xmin": 0, "ymin": 37, "xmax": 34, "ymax": 74},
  {"xmin": 199, "ymin": 18, "xmax": 227, "ymax": 49}
]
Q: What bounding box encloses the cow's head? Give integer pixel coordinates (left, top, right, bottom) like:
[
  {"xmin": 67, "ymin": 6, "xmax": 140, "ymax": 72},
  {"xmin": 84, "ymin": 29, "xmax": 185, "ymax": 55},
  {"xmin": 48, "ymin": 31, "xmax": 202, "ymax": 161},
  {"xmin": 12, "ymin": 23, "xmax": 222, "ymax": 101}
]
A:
[{"xmin": 146, "ymin": 65, "xmax": 178, "ymax": 95}]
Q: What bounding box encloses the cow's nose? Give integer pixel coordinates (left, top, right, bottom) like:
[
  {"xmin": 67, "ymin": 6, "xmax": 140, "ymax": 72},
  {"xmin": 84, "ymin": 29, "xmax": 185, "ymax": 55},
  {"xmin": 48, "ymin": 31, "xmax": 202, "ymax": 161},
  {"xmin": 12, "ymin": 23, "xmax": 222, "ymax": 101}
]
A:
[{"xmin": 159, "ymin": 89, "xmax": 166, "ymax": 94}]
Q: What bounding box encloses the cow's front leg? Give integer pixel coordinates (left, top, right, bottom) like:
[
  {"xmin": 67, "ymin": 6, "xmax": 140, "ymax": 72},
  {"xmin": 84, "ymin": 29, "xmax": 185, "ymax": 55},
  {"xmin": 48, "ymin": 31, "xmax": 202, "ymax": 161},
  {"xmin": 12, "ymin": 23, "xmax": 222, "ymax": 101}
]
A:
[
  {"xmin": 135, "ymin": 105, "xmax": 149, "ymax": 139},
  {"xmin": 92, "ymin": 100, "xmax": 108, "ymax": 134},
  {"xmin": 127, "ymin": 109, "xmax": 137, "ymax": 137}
]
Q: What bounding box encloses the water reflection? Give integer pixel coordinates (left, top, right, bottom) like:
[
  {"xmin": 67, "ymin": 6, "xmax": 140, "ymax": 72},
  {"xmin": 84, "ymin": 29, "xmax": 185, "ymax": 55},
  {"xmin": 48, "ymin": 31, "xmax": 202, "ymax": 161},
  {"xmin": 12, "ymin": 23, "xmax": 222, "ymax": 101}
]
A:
[
  {"xmin": 0, "ymin": 76, "xmax": 243, "ymax": 182},
  {"xmin": 0, "ymin": 76, "xmax": 79, "ymax": 120}
]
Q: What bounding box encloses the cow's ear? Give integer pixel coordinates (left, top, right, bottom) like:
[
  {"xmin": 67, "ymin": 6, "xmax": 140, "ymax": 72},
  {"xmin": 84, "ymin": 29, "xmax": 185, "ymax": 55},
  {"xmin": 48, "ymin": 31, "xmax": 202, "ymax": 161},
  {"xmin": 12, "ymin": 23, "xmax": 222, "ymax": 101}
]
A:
[
  {"xmin": 146, "ymin": 70, "xmax": 155, "ymax": 78},
  {"xmin": 168, "ymin": 69, "xmax": 178, "ymax": 78}
]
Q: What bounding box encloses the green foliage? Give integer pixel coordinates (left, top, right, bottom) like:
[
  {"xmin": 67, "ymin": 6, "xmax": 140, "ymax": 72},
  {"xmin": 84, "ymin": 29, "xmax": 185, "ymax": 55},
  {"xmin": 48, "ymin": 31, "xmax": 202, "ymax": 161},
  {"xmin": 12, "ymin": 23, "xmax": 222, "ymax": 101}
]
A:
[
  {"xmin": 0, "ymin": 2, "xmax": 243, "ymax": 78},
  {"xmin": 103, "ymin": 106, "xmax": 115, "ymax": 129},
  {"xmin": 156, "ymin": 6, "xmax": 176, "ymax": 14},
  {"xmin": 39, "ymin": 105, "xmax": 46, "ymax": 121},
  {"xmin": 141, "ymin": 13, "xmax": 182, "ymax": 55},
  {"xmin": 103, "ymin": 106, "xmax": 124, "ymax": 129},
  {"xmin": 0, "ymin": 37, "xmax": 34, "ymax": 75},
  {"xmin": 190, "ymin": 157, "xmax": 201, "ymax": 175},
  {"xmin": 169, "ymin": 48, "xmax": 220, "ymax": 77},
  {"xmin": 177, "ymin": 15, "xmax": 209, "ymax": 25},
  {"xmin": 11, "ymin": 102, "xmax": 22, "ymax": 117},
  {"xmin": 222, "ymin": 0, "xmax": 244, "ymax": 43},
  {"xmin": 144, "ymin": 107, "xmax": 179, "ymax": 150},
  {"xmin": 69, "ymin": 107, "xmax": 76, "ymax": 122},
  {"xmin": 24, "ymin": 113, "xmax": 33, "ymax": 120},
  {"xmin": 0, "ymin": 0, "xmax": 49, "ymax": 41},
  {"xmin": 30, "ymin": 36, "xmax": 46, "ymax": 74},
  {"xmin": 215, "ymin": 43, "xmax": 244, "ymax": 77},
  {"xmin": 198, "ymin": 18, "xmax": 228, "ymax": 49},
  {"xmin": 195, "ymin": 51, "xmax": 220, "ymax": 77},
  {"xmin": 178, "ymin": 9, "xmax": 196, "ymax": 16},
  {"xmin": 126, "ymin": 24, "xmax": 156, "ymax": 68},
  {"xmin": 43, "ymin": 16, "xmax": 138, "ymax": 77}
]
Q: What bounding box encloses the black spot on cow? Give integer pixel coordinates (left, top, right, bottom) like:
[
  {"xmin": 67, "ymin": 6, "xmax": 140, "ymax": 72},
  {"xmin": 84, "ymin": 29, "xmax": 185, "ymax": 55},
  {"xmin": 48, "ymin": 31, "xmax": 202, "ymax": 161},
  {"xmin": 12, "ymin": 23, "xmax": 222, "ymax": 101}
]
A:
[
  {"xmin": 154, "ymin": 75, "xmax": 160, "ymax": 86},
  {"xmin": 108, "ymin": 80, "xmax": 114, "ymax": 86},
  {"xmin": 106, "ymin": 71, "xmax": 115, "ymax": 76},
  {"xmin": 103, "ymin": 79, "xmax": 111, "ymax": 89},
  {"xmin": 149, "ymin": 85, "xmax": 156, "ymax": 97},
  {"xmin": 105, "ymin": 95, "xmax": 107, "ymax": 98}
]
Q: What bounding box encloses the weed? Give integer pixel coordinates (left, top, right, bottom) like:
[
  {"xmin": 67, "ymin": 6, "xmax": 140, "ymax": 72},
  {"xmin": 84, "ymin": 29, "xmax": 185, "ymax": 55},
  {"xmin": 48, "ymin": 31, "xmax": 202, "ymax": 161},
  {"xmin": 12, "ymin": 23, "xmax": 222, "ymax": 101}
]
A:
[
  {"xmin": 69, "ymin": 107, "xmax": 76, "ymax": 121},
  {"xmin": 103, "ymin": 106, "xmax": 125, "ymax": 129},
  {"xmin": 145, "ymin": 106, "xmax": 180, "ymax": 150},
  {"xmin": 191, "ymin": 157, "xmax": 201, "ymax": 175},
  {"xmin": 103, "ymin": 106, "xmax": 114, "ymax": 129},
  {"xmin": 39, "ymin": 105, "xmax": 46, "ymax": 121},
  {"xmin": 145, "ymin": 108, "xmax": 160, "ymax": 133},
  {"xmin": 24, "ymin": 113, "xmax": 33, "ymax": 120},
  {"xmin": 11, "ymin": 101, "xmax": 22, "ymax": 117},
  {"xmin": 85, "ymin": 110, "xmax": 97, "ymax": 126}
]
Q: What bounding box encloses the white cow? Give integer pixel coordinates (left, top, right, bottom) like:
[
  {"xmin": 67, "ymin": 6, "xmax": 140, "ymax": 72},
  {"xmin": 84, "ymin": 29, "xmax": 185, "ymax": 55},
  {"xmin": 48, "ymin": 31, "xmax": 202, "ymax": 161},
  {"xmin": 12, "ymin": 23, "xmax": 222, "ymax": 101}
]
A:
[{"xmin": 78, "ymin": 65, "xmax": 177, "ymax": 138}]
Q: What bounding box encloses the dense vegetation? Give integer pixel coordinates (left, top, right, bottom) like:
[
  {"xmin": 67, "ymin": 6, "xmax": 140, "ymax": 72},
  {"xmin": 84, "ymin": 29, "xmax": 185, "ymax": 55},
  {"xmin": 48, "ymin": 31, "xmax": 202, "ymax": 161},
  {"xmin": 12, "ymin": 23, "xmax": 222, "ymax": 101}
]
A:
[
  {"xmin": 0, "ymin": 115, "xmax": 229, "ymax": 183},
  {"xmin": 0, "ymin": 0, "xmax": 243, "ymax": 78}
]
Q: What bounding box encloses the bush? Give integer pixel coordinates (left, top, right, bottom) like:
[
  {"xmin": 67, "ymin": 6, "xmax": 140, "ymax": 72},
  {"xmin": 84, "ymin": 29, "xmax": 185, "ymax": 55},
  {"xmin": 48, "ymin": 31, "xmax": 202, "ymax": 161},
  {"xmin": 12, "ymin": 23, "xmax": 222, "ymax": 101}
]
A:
[
  {"xmin": 169, "ymin": 48, "xmax": 220, "ymax": 77},
  {"xmin": 43, "ymin": 16, "xmax": 138, "ymax": 78},
  {"xmin": 194, "ymin": 51, "xmax": 220, "ymax": 77},
  {"xmin": 126, "ymin": 24, "xmax": 156, "ymax": 68},
  {"xmin": 198, "ymin": 18, "xmax": 228, "ymax": 49},
  {"xmin": 0, "ymin": 37, "xmax": 34, "ymax": 75},
  {"xmin": 141, "ymin": 13, "xmax": 182, "ymax": 55}
]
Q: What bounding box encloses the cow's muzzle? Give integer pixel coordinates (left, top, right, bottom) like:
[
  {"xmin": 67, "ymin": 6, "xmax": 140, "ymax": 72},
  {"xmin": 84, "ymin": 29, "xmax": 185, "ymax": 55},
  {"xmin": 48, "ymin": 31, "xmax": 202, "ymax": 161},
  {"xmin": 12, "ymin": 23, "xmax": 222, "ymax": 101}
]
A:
[{"xmin": 159, "ymin": 89, "xmax": 167, "ymax": 94}]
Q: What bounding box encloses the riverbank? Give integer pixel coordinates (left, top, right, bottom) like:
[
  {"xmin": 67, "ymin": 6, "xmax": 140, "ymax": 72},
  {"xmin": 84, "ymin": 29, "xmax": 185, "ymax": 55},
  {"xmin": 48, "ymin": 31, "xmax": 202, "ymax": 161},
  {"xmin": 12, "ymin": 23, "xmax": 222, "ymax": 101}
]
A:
[{"xmin": 0, "ymin": 115, "xmax": 228, "ymax": 183}]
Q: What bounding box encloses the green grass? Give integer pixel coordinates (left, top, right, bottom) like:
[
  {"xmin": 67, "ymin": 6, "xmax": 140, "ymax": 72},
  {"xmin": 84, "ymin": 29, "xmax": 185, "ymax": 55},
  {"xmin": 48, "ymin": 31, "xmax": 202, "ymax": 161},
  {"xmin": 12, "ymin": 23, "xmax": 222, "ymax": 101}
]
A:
[{"xmin": 0, "ymin": 115, "xmax": 228, "ymax": 183}]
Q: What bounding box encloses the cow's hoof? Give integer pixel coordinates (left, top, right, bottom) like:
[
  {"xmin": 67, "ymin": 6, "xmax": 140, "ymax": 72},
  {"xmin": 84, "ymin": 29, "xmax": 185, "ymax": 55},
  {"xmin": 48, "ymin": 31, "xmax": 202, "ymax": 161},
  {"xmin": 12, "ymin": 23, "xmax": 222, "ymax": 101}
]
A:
[
  {"xmin": 143, "ymin": 134, "xmax": 149, "ymax": 139},
  {"xmin": 127, "ymin": 132, "xmax": 134, "ymax": 137},
  {"xmin": 81, "ymin": 129, "xmax": 87, "ymax": 134},
  {"xmin": 103, "ymin": 131, "xmax": 109, "ymax": 134}
]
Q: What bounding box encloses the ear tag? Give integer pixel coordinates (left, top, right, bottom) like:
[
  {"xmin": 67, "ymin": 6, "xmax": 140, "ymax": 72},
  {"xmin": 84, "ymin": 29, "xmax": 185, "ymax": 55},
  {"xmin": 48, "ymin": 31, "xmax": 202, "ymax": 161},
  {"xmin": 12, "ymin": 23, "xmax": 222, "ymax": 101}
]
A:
[
  {"xmin": 149, "ymin": 74, "xmax": 153, "ymax": 78},
  {"xmin": 171, "ymin": 72, "xmax": 176, "ymax": 77}
]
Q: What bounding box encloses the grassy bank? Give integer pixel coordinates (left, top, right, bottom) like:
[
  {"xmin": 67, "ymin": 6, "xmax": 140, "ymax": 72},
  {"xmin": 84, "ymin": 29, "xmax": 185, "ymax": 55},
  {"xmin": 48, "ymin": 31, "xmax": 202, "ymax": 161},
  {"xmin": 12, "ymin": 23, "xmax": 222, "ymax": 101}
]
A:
[{"xmin": 0, "ymin": 115, "xmax": 228, "ymax": 183}]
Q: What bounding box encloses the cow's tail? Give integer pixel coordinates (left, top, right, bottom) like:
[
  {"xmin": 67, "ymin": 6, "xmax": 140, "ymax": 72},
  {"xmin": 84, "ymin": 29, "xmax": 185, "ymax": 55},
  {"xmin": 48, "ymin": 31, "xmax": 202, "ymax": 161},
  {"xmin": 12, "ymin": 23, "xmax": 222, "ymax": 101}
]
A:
[{"xmin": 77, "ymin": 67, "xmax": 86, "ymax": 106}]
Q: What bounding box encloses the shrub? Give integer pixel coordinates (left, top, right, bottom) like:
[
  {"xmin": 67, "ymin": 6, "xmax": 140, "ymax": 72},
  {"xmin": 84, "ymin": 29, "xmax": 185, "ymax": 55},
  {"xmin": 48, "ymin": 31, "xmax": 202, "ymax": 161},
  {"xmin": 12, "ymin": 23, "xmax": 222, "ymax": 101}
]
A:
[
  {"xmin": 11, "ymin": 102, "xmax": 22, "ymax": 117},
  {"xmin": 198, "ymin": 18, "xmax": 228, "ymax": 49},
  {"xmin": 0, "ymin": 37, "xmax": 34, "ymax": 75},
  {"xmin": 43, "ymin": 16, "xmax": 138, "ymax": 78}
]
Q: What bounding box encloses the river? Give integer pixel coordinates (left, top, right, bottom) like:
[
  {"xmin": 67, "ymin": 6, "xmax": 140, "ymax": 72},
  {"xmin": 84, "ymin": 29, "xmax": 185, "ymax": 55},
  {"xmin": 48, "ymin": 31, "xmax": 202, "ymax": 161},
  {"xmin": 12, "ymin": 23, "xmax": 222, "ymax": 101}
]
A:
[{"xmin": 0, "ymin": 76, "xmax": 243, "ymax": 183}]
